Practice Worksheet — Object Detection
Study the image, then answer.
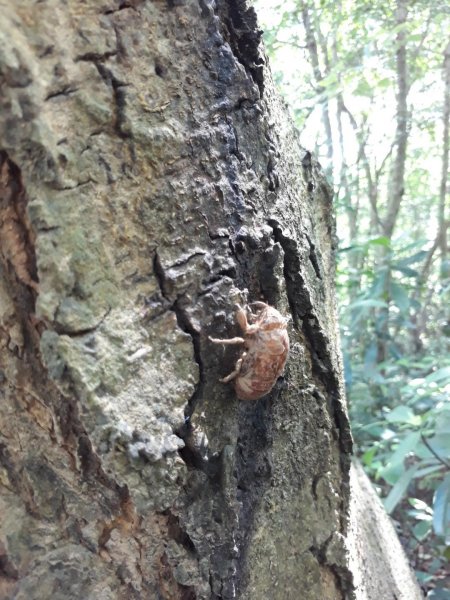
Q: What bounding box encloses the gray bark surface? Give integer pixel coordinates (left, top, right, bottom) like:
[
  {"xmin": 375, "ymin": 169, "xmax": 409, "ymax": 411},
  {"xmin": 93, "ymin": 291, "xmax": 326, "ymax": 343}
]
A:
[
  {"xmin": 348, "ymin": 462, "xmax": 423, "ymax": 600},
  {"xmin": 0, "ymin": 1, "xmax": 419, "ymax": 599}
]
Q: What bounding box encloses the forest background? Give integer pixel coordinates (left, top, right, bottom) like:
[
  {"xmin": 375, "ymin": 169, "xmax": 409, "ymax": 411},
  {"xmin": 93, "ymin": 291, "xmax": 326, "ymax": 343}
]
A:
[{"xmin": 253, "ymin": 0, "xmax": 450, "ymax": 595}]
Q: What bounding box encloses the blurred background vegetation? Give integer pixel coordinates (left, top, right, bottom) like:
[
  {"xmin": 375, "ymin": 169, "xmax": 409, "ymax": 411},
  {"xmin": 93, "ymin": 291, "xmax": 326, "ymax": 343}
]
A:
[{"xmin": 254, "ymin": 0, "xmax": 450, "ymax": 595}]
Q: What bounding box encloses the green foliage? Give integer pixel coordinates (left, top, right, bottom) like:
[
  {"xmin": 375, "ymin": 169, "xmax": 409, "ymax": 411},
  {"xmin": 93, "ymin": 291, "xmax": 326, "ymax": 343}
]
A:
[{"xmin": 256, "ymin": 0, "xmax": 450, "ymax": 588}]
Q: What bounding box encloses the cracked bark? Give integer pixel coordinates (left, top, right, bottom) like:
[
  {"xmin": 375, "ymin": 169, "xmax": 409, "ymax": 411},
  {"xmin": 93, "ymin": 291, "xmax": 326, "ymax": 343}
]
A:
[{"xmin": 0, "ymin": 2, "xmax": 422, "ymax": 600}]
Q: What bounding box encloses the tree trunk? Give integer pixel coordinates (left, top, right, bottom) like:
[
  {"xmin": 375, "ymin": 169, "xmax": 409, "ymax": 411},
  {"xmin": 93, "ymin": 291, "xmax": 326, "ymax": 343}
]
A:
[
  {"xmin": 300, "ymin": 1, "xmax": 334, "ymax": 172},
  {"xmin": 384, "ymin": 0, "xmax": 409, "ymax": 240},
  {"xmin": 438, "ymin": 40, "xmax": 450, "ymax": 266},
  {"xmin": 0, "ymin": 2, "xmax": 421, "ymax": 599},
  {"xmin": 348, "ymin": 462, "xmax": 423, "ymax": 600}
]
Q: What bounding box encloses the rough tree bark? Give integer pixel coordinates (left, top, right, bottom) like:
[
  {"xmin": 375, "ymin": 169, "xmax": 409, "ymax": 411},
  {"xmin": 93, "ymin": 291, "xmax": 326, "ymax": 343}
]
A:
[{"xmin": 0, "ymin": 2, "xmax": 422, "ymax": 599}]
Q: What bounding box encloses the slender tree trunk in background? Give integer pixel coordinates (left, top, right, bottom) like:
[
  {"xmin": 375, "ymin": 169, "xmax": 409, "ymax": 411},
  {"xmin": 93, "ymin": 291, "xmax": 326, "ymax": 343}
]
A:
[
  {"xmin": 439, "ymin": 41, "xmax": 450, "ymax": 268},
  {"xmin": 384, "ymin": 0, "xmax": 409, "ymax": 240},
  {"xmin": 410, "ymin": 41, "xmax": 450, "ymax": 352},
  {"xmin": 375, "ymin": 0, "xmax": 409, "ymax": 365},
  {"xmin": 300, "ymin": 1, "xmax": 333, "ymax": 170},
  {"xmin": 0, "ymin": 2, "xmax": 422, "ymax": 599}
]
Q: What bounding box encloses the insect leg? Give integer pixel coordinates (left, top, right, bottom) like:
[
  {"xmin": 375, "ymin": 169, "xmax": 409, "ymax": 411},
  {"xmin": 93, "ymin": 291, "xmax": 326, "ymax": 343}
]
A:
[
  {"xmin": 219, "ymin": 354, "xmax": 246, "ymax": 383},
  {"xmin": 235, "ymin": 305, "xmax": 250, "ymax": 331},
  {"xmin": 209, "ymin": 336, "xmax": 246, "ymax": 345},
  {"xmin": 235, "ymin": 305, "xmax": 260, "ymax": 335},
  {"xmin": 249, "ymin": 301, "xmax": 267, "ymax": 310}
]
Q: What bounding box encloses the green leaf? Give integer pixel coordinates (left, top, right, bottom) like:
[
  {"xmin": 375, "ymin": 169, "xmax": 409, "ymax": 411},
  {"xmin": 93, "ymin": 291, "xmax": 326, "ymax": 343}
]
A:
[
  {"xmin": 413, "ymin": 520, "xmax": 432, "ymax": 540},
  {"xmin": 347, "ymin": 299, "xmax": 388, "ymax": 309},
  {"xmin": 425, "ymin": 367, "xmax": 450, "ymax": 383},
  {"xmin": 370, "ymin": 271, "xmax": 388, "ymax": 298},
  {"xmin": 423, "ymin": 434, "xmax": 450, "ymax": 459},
  {"xmin": 385, "ymin": 405, "xmax": 420, "ymax": 426},
  {"xmin": 427, "ymin": 589, "xmax": 450, "ymax": 600},
  {"xmin": 435, "ymin": 410, "xmax": 450, "ymax": 435},
  {"xmin": 377, "ymin": 77, "xmax": 391, "ymax": 89},
  {"xmin": 414, "ymin": 464, "xmax": 445, "ymax": 478},
  {"xmin": 383, "ymin": 464, "xmax": 419, "ymax": 514},
  {"xmin": 390, "ymin": 282, "xmax": 410, "ymax": 313},
  {"xmin": 365, "ymin": 236, "xmax": 391, "ymax": 248},
  {"xmin": 387, "ymin": 431, "xmax": 421, "ymax": 466},
  {"xmin": 354, "ymin": 78, "xmax": 373, "ymax": 97},
  {"xmin": 362, "ymin": 446, "xmax": 377, "ymax": 467},
  {"xmin": 379, "ymin": 431, "xmax": 421, "ymax": 485},
  {"xmin": 415, "ymin": 570, "xmax": 434, "ymax": 584},
  {"xmin": 433, "ymin": 473, "xmax": 450, "ymax": 539},
  {"xmin": 409, "ymin": 498, "xmax": 432, "ymax": 513},
  {"xmin": 392, "ymin": 265, "xmax": 419, "ymax": 277},
  {"xmin": 395, "ymin": 250, "xmax": 428, "ymax": 267}
]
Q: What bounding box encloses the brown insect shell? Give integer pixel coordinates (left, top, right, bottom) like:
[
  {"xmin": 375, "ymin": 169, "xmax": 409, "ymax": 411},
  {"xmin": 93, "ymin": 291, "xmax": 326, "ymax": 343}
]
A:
[{"xmin": 235, "ymin": 304, "xmax": 289, "ymax": 401}]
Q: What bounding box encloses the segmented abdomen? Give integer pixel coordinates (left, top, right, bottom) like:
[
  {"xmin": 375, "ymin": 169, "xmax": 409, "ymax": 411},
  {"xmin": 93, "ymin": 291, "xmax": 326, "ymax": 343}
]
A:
[{"xmin": 235, "ymin": 330, "xmax": 289, "ymax": 400}]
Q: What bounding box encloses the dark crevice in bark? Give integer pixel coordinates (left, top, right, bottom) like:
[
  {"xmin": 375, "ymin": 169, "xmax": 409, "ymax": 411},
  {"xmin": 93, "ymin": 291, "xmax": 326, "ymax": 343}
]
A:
[
  {"xmin": 213, "ymin": 217, "xmax": 284, "ymax": 591},
  {"xmin": 327, "ymin": 564, "xmax": 355, "ymax": 599},
  {"xmin": 266, "ymin": 153, "xmax": 280, "ymax": 191},
  {"xmin": 96, "ymin": 63, "xmax": 131, "ymax": 138},
  {"xmin": 258, "ymin": 243, "xmax": 283, "ymax": 305},
  {"xmin": 0, "ymin": 552, "xmax": 19, "ymax": 583},
  {"xmin": 1, "ymin": 328, "xmax": 23, "ymax": 358},
  {"xmin": 103, "ymin": 2, "xmax": 141, "ymax": 15},
  {"xmin": 234, "ymin": 393, "xmax": 276, "ymax": 595},
  {"xmin": 229, "ymin": 225, "xmax": 282, "ymax": 305},
  {"xmin": 154, "ymin": 234, "xmax": 273, "ymax": 596},
  {"xmin": 307, "ymin": 535, "xmax": 355, "ymax": 600},
  {"xmin": 28, "ymin": 380, "xmax": 133, "ymax": 530},
  {"xmin": 0, "ymin": 151, "xmax": 39, "ymax": 295},
  {"xmin": 44, "ymin": 86, "xmax": 79, "ymax": 101},
  {"xmin": 216, "ymin": 0, "xmax": 265, "ymax": 96},
  {"xmin": 308, "ymin": 542, "xmax": 324, "ymax": 562},
  {"xmin": 36, "ymin": 225, "xmax": 60, "ymax": 233},
  {"xmin": 153, "ymin": 250, "xmax": 204, "ymax": 422},
  {"xmin": 178, "ymin": 426, "xmax": 224, "ymax": 480},
  {"xmin": 98, "ymin": 155, "xmax": 115, "ymax": 184},
  {"xmin": 302, "ymin": 150, "xmax": 317, "ymax": 196},
  {"xmin": 76, "ymin": 57, "xmax": 131, "ymax": 139},
  {"xmin": 53, "ymin": 307, "xmax": 111, "ymax": 337},
  {"xmin": 0, "ymin": 156, "xmax": 126, "ymax": 524},
  {"xmin": 152, "ymin": 250, "xmax": 171, "ymax": 302},
  {"xmin": 264, "ymin": 130, "xmax": 281, "ymax": 193},
  {"xmin": 165, "ymin": 510, "xmax": 197, "ymax": 555},
  {"xmin": 56, "ymin": 388, "xmax": 126, "ymax": 500},
  {"xmin": 323, "ymin": 535, "xmax": 356, "ymax": 599},
  {"xmin": 172, "ymin": 298, "xmax": 204, "ymax": 419},
  {"xmin": 268, "ymin": 218, "xmax": 352, "ymax": 455},
  {"xmin": 301, "ymin": 150, "xmax": 313, "ymax": 169},
  {"xmin": 98, "ymin": 495, "xmax": 136, "ymax": 550},
  {"xmin": 202, "ymin": 267, "xmax": 237, "ymax": 288},
  {"xmin": 268, "ymin": 218, "xmax": 353, "ymax": 563},
  {"xmin": 268, "ymin": 220, "xmax": 312, "ymax": 322},
  {"xmin": 167, "ymin": 251, "xmax": 207, "ymax": 269},
  {"xmin": 0, "ymin": 445, "xmax": 24, "ymax": 504},
  {"xmin": 305, "ymin": 232, "xmax": 323, "ymax": 279},
  {"xmin": 159, "ymin": 551, "xmax": 197, "ymax": 600},
  {"xmin": 75, "ymin": 51, "xmax": 118, "ymax": 63},
  {"xmin": 176, "ymin": 436, "xmax": 208, "ymax": 473}
]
